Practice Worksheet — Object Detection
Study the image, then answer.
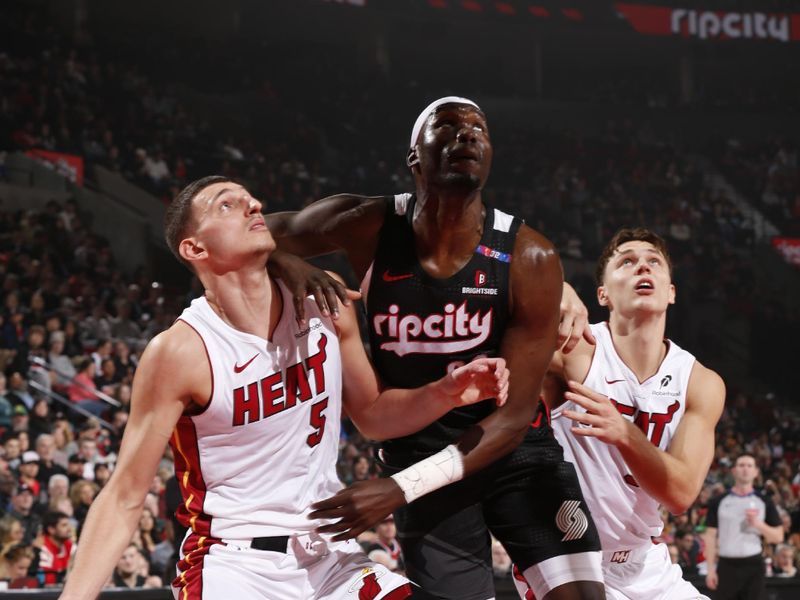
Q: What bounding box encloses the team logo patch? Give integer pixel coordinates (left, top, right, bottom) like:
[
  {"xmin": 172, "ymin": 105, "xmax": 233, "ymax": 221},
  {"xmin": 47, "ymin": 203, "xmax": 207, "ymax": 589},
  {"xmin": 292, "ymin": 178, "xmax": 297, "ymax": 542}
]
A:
[
  {"xmin": 556, "ymin": 500, "xmax": 589, "ymax": 542},
  {"xmin": 348, "ymin": 566, "xmax": 387, "ymax": 595},
  {"xmin": 610, "ymin": 550, "xmax": 630, "ymax": 564}
]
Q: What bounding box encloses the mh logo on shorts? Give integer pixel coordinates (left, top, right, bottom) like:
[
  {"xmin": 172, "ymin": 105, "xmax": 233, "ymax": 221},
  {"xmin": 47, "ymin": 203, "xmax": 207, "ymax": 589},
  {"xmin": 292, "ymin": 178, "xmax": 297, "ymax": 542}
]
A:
[{"xmin": 555, "ymin": 500, "xmax": 588, "ymax": 542}]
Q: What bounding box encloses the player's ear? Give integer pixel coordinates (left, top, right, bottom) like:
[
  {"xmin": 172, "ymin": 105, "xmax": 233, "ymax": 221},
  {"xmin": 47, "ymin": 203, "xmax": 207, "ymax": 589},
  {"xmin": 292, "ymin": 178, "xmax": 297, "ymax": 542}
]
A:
[
  {"xmin": 597, "ymin": 286, "xmax": 608, "ymax": 307},
  {"xmin": 406, "ymin": 147, "xmax": 420, "ymax": 169},
  {"xmin": 180, "ymin": 236, "xmax": 207, "ymax": 265},
  {"xmin": 668, "ymin": 283, "xmax": 676, "ymax": 305}
]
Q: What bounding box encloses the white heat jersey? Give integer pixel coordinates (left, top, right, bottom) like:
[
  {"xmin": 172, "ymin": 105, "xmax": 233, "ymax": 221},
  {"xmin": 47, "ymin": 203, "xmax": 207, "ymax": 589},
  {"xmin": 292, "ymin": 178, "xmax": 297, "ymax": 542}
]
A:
[
  {"xmin": 169, "ymin": 280, "xmax": 343, "ymax": 541},
  {"xmin": 551, "ymin": 322, "xmax": 696, "ymax": 551}
]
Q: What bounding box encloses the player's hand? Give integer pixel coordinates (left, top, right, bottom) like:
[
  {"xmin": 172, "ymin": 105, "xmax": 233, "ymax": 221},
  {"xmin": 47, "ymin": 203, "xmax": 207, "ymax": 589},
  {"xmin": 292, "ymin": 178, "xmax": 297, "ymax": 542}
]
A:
[
  {"xmin": 559, "ymin": 282, "xmax": 595, "ymax": 353},
  {"xmin": 267, "ymin": 250, "xmax": 361, "ymax": 326},
  {"xmin": 563, "ymin": 380, "xmax": 632, "ymax": 447},
  {"xmin": 309, "ymin": 478, "xmax": 405, "ymax": 542},
  {"xmin": 705, "ymin": 570, "xmax": 718, "ymax": 590},
  {"xmin": 437, "ymin": 357, "xmax": 509, "ymax": 408}
]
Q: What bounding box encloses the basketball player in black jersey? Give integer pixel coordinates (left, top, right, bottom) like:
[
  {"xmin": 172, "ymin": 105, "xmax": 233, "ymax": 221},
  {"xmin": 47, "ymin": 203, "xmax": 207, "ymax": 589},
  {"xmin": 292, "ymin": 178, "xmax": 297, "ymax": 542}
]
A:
[{"xmin": 267, "ymin": 97, "xmax": 603, "ymax": 600}]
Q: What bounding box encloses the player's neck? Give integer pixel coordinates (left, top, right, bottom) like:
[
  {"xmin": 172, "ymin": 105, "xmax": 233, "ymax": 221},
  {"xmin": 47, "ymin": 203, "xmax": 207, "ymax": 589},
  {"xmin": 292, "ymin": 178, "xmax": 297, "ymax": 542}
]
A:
[
  {"xmin": 412, "ymin": 188, "xmax": 483, "ymax": 270},
  {"xmin": 607, "ymin": 314, "xmax": 667, "ymax": 383},
  {"xmin": 202, "ymin": 267, "xmax": 280, "ymax": 341}
]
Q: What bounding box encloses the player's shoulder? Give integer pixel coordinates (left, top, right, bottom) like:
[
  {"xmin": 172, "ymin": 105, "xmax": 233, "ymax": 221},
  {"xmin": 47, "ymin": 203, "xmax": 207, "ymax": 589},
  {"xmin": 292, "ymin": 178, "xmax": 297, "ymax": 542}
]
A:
[
  {"xmin": 513, "ymin": 222, "xmax": 558, "ymax": 264},
  {"xmin": 511, "ymin": 223, "xmax": 563, "ymax": 277},
  {"xmin": 139, "ymin": 320, "xmax": 206, "ymax": 375},
  {"xmin": 687, "ymin": 360, "xmax": 725, "ymax": 409}
]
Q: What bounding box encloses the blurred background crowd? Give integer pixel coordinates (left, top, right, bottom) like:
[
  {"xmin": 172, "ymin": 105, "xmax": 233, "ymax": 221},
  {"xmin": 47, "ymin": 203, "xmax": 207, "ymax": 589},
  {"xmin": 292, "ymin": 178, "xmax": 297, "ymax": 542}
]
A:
[{"xmin": 0, "ymin": 0, "xmax": 798, "ymax": 593}]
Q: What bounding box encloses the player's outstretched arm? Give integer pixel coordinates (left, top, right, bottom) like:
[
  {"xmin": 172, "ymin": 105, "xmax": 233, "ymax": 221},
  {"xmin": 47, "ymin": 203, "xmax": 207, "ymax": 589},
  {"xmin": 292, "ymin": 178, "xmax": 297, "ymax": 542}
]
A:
[
  {"xmin": 265, "ymin": 193, "xmax": 389, "ymax": 278},
  {"xmin": 59, "ymin": 324, "xmax": 204, "ymax": 600},
  {"xmin": 564, "ymin": 362, "xmax": 725, "ymax": 514},
  {"xmin": 335, "ymin": 277, "xmax": 509, "ymax": 441}
]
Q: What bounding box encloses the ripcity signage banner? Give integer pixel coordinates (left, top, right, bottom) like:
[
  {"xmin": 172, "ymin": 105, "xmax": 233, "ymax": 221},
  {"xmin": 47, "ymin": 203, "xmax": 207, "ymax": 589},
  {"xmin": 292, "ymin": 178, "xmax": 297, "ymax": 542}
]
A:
[{"xmin": 615, "ymin": 3, "xmax": 800, "ymax": 42}]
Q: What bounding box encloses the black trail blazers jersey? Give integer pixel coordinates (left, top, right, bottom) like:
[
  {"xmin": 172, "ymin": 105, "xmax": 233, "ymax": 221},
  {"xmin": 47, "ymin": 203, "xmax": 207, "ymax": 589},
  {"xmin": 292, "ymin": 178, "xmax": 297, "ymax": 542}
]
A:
[{"xmin": 367, "ymin": 194, "xmax": 526, "ymax": 459}]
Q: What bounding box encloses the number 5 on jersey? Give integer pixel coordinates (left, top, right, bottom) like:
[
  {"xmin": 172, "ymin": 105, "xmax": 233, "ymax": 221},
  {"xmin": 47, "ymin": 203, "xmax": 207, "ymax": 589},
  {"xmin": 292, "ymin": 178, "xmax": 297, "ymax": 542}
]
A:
[{"xmin": 307, "ymin": 397, "xmax": 328, "ymax": 447}]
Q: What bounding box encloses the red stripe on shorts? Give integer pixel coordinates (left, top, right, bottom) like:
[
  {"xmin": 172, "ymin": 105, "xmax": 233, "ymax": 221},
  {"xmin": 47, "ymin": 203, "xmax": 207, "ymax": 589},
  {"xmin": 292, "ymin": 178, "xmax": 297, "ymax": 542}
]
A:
[{"xmin": 173, "ymin": 531, "xmax": 223, "ymax": 600}]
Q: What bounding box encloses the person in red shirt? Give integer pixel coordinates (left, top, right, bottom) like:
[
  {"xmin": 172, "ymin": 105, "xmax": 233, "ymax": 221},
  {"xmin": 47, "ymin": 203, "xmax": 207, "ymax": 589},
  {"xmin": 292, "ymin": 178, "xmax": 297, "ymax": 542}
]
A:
[{"xmin": 38, "ymin": 511, "xmax": 75, "ymax": 586}]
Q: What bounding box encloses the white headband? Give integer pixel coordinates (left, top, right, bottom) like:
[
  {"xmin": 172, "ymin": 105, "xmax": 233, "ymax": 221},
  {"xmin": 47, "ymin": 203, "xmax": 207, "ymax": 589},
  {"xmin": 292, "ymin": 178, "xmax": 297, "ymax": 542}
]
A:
[{"xmin": 409, "ymin": 96, "xmax": 481, "ymax": 149}]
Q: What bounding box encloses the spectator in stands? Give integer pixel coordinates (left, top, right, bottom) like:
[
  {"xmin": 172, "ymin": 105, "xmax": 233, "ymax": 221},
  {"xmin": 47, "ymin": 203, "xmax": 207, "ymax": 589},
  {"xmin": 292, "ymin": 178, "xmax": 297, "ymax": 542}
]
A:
[
  {"xmin": 45, "ymin": 474, "xmax": 70, "ymax": 512},
  {"xmin": 38, "ymin": 510, "xmax": 75, "ymax": 586},
  {"xmin": 17, "ymin": 451, "xmax": 40, "ymax": 497},
  {"xmin": 9, "ymin": 405, "xmax": 28, "ymax": 434},
  {"xmin": 89, "ymin": 339, "xmax": 112, "ymax": 374},
  {"xmin": 93, "ymin": 462, "xmax": 110, "ymax": 488},
  {"xmin": 6, "ymin": 484, "xmax": 41, "ymax": 545},
  {"xmin": 27, "ymin": 399, "xmax": 52, "ymax": 441},
  {"xmin": 773, "ymin": 544, "xmax": 798, "ymax": 578},
  {"xmin": 0, "ymin": 544, "xmax": 36, "ymax": 588},
  {"xmin": 6, "ymin": 373, "xmax": 35, "ymax": 412},
  {"xmin": 60, "ymin": 321, "xmax": 82, "ymax": 358},
  {"xmin": 112, "ymin": 543, "xmax": 147, "ymax": 588},
  {"xmin": 351, "ymin": 454, "xmax": 372, "ymax": 483},
  {"xmin": 49, "ymin": 420, "xmax": 72, "ymax": 466},
  {"xmin": 111, "ymin": 300, "xmax": 142, "ymax": 347},
  {"xmin": 47, "ymin": 332, "xmax": 76, "ymax": 391},
  {"xmin": 675, "ymin": 527, "xmax": 703, "ymax": 577},
  {"xmin": 134, "ymin": 507, "xmax": 159, "ymax": 561},
  {"xmin": 93, "ymin": 358, "xmax": 118, "ymax": 396},
  {"xmin": 3, "ymin": 434, "xmax": 22, "ymax": 470},
  {"xmin": 65, "ymin": 455, "xmax": 85, "ymax": 485},
  {"xmin": 66, "ymin": 359, "xmax": 106, "ymax": 417},
  {"xmin": 69, "ymin": 479, "xmax": 97, "ymax": 533},
  {"xmin": 112, "ymin": 340, "xmax": 137, "ymax": 383},
  {"xmin": 365, "ymin": 515, "xmax": 404, "ymax": 574},
  {"xmin": 34, "ymin": 435, "xmax": 65, "ymax": 489},
  {"xmin": 0, "ymin": 515, "xmax": 24, "ymax": 555},
  {"xmin": 0, "ymin": 374, "xmax": 13, "ymax": 432}
]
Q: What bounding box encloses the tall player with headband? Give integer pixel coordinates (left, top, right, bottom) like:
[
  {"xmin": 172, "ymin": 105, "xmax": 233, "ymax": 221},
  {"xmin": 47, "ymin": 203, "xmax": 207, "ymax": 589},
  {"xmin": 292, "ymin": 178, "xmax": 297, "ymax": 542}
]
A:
[
  {"xmin": 59, "ymin": 176, "xmax": 511, "ymax": 600},
  {"xmin": 267, "ymin": 97, "xmax": 605, "ymax": 600},
  {"xmin": 514, "ymin": 228, "xmax": 725, "ymax": 600}
]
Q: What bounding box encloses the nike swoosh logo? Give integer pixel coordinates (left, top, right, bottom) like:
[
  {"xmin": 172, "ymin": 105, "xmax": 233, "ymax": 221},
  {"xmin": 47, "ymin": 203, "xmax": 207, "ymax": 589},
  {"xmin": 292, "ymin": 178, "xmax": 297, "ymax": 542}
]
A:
[
  {"xmin": 382, "ymin": 270, "xmax": 414, "ymax": 282},
  {"xmin": 605, "ymin": 377, "xmax": 625, "ymax": 384},
  {"xmin": 233, "ymin": 354, "xmax": 258, "ymax": 374}
]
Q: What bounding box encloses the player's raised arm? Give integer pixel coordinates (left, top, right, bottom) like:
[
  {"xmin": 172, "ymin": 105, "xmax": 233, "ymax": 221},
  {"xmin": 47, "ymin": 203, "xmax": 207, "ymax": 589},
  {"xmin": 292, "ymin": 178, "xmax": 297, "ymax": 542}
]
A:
[{"xmin": 59, "ymin": 324, "xmax": 206, "ymax": 600}]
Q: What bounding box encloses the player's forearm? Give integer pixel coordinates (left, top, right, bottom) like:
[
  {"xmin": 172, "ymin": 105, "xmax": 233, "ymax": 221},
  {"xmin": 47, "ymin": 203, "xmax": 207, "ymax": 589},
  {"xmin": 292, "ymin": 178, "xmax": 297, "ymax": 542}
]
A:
[
  {"xmin": 351, "ymin": 383, "xmax": 454, "ymax": 441},
  {"xmin": 456, "ymin": 411, "xmax": 530, "ymax": 476},
  {"xmin": 60, "ymin": 484, "xmax": 145, "ymax": 599},
  {"xmin": 616, "ymin": 423, "xmax": 701, "ymax": 514}
]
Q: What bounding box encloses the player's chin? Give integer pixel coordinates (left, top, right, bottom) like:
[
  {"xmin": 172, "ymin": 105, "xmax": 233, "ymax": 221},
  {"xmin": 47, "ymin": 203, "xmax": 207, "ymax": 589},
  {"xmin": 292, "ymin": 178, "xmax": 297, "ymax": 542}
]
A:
[{"xmin": 439, "ymin": 171, "xmax": 482, "ymax": 191}]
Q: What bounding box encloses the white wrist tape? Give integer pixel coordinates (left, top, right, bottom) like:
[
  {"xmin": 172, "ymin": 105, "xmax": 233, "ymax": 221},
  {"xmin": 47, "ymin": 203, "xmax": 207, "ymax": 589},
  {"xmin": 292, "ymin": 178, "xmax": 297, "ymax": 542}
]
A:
[{"xmin": 390, "ymin": 445, "xmax": 465, "ymax": 504}]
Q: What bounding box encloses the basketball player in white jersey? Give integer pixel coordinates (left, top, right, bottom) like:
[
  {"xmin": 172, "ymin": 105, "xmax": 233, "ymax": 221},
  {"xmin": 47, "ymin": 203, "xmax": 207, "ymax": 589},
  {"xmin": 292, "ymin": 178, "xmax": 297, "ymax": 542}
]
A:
[
  {"xmin": 59, "ymin": 176, "xmax": 510, "ymax": 600},
  {"xmin": 513, "ymin": 227, "xmax": 725, "ymax": 600}
]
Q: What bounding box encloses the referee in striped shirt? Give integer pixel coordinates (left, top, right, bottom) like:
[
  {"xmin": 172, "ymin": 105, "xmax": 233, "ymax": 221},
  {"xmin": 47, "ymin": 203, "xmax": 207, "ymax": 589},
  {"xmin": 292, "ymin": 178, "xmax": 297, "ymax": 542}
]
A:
[{"xmin": 703, "ymin": 454, "xmax": 784, "ymax": 599}]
